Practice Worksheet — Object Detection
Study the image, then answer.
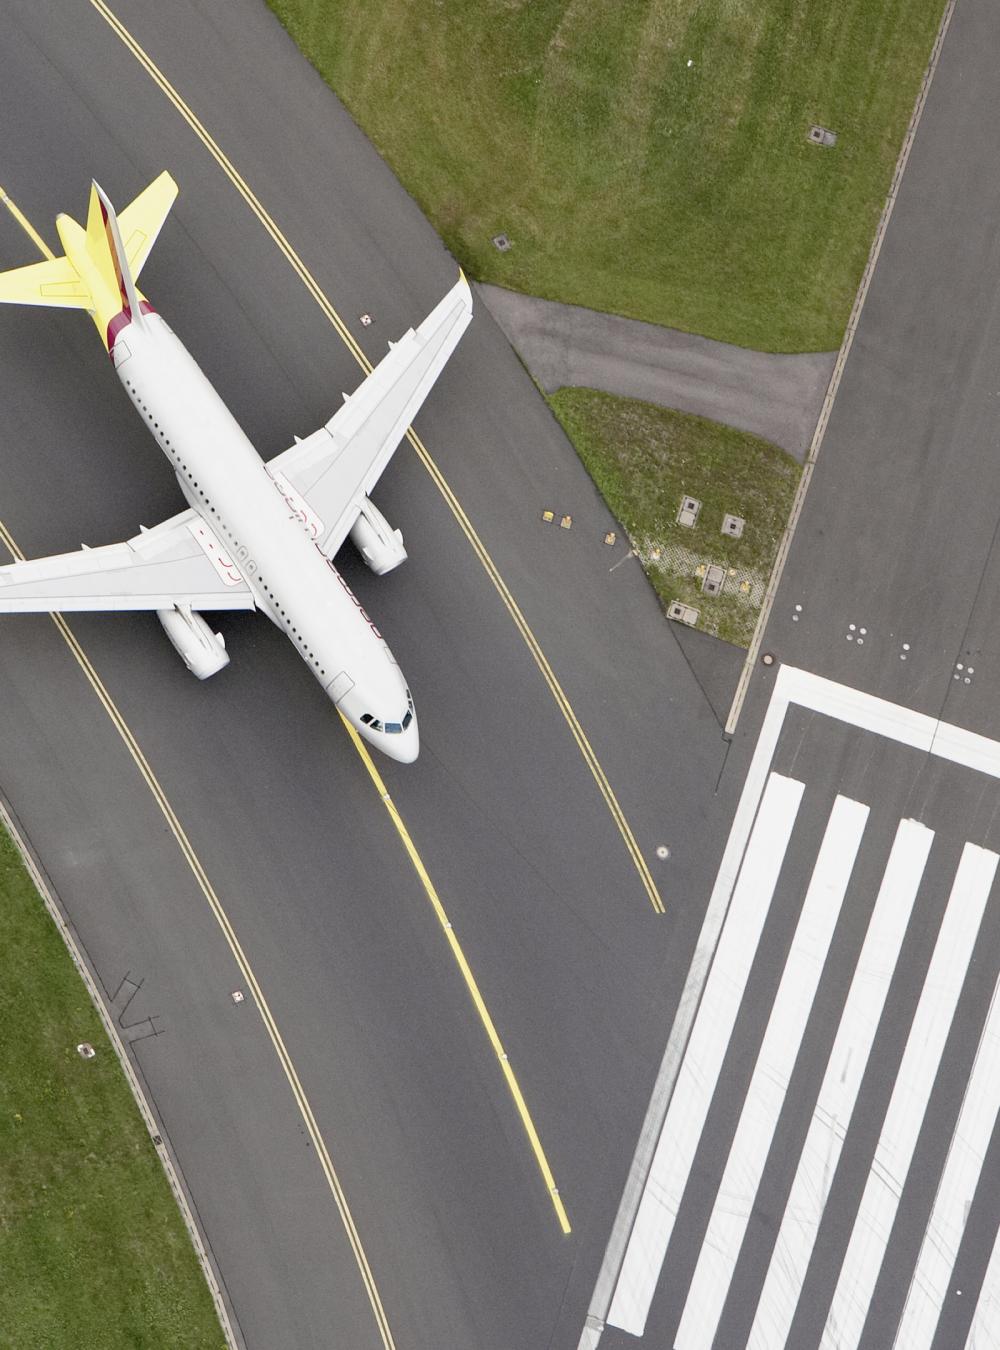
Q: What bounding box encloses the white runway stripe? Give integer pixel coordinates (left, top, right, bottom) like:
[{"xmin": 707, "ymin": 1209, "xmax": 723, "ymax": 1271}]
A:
[
  {"xmin": 966, "ymin": 1219, "xmax": 1000, "ymax": 1348},
  {"xmin": 748, "ymin": 818, "xmax": 934, "ymax": 1350},
  {"xmin": 674, "ymin": 795, "xmax": 870, "ymax": 1350},
  {"xmin": 822, "ymin": 844, "xmax": 998, "ymax": 1349},
  {"xmin": 895, "ymin": 982, "xmax": 1000, "ymax": 1346},
  {"xmin": 608, "ymin": 772, "xmax": 805, "ymax": 1336}
]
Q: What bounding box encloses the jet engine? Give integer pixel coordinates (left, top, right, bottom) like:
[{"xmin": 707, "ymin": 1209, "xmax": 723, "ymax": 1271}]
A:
[
  {"xmin": 349, "ymin": 498, "xmax": 407, "ymax": 576},
  {"xmin": 157, "ymin": 604, "xmax": 230, "ymax": 680}
]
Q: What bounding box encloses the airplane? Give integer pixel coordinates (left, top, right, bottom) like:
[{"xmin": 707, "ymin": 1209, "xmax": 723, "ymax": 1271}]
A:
[{"xmin": 0, "ymin": 172, "xmax": 474, "ymax": 763}]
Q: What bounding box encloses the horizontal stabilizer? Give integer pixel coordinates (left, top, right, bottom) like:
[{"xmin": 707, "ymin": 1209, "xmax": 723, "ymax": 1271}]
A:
[
  {"xmin": 0, "ymin": 171, "xmax": 178, "ymax": 341},
  {"xmin": 0, "ymin": 254, "xmax": 90, "ymax": 309},
  {"xmin": 116, "ymin": 171, "xmax": 178, "ymax": 279}
]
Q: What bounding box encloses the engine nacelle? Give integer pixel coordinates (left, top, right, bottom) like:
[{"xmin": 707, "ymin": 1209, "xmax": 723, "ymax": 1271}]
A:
[
  {"xmin": 349, "ymin": 498, "xmax": 407, "ymax": 576},
  {"xmin": 156, "ymin": 605, "xmax": 230, "ymax": 680}
]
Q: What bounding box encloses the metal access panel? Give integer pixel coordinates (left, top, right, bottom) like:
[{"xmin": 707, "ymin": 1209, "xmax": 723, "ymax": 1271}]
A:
[
  {"xmin": 808, "ymin": 124, "xmax": 837, "ymax": 146},
  {"xmin": 677, "ymin": 496, "xmax": 702, "ymax": 528},
  {"xmin": 702, "ymin": 565, "xmax": 726, "ymax": 596},
  {"xmin": 722, "ymin": 513, "xmax": 745, "ymax": 538},
  {"xmin": 667, "ymin": 601, "xmax": 699, "ymax": 626}
]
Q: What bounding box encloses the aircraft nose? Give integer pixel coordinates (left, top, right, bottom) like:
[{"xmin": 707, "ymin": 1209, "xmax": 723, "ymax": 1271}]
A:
[{"xmin": 390, "ymin": 723, "xmax": 419, "ymax": 764}]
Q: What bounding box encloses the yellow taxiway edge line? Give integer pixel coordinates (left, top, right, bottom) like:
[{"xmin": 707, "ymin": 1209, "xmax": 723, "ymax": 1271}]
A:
[
  {"xmin": 87, "ymin": 0, "xmax": 663, "ymax": 917},
  {"xmin": 0, "ymin": 521, "xmax": 396, "ymax": 1350},
  {"xmin": 341, "ymin": 716, "xmax": 572, "ymax": 1233}
]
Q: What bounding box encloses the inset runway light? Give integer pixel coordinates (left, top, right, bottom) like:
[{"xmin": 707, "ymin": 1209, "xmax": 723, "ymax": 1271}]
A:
[
  {"xmin": 541, "ymin": 509, "xmax": 555, "ymax": 524},
  {"xmin": 231, "ymin": 990, "xmax": 245, "ymax": 1004},
  {"xmin": 604, "ymin": 531, "xmax": 617, "ymax": 546},
  {"xmin": 76, "ymin": 1043, "xmax": 95, "ymax": 1059},
  {"xmin": 656, "ymin": 845, "xmax": 671, "ymax": 860},
  {"xmin": 359, "ymin": 312, "xmax": 373, "ymax": 327},
  {"xmin": 560, "ymin": 515, "xmax": 572, "ymax": 530}
]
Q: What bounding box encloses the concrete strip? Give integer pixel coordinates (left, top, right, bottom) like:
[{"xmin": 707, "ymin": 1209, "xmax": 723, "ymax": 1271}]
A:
[{"xmin": 476, "ymin": 282, "xmax": 835, "ymax": 460}]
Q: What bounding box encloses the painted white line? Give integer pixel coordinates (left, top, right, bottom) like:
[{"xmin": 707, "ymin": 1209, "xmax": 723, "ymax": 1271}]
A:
[
  {"xmin": 748, "ymin": 818, "xmax": 934, "ymax": 1349},
  {"xmin": 895, "ymin": 983, "xmax": 1000, "ymax": 1346},
  {"xmin": 607, "ymin": 772, "xmax": 805, "ymax": 1336},
  {"xmin": 966, "ymin": 1218, "xmax": 1000, "ymax": 1349},
  {"xmin": 782, "ymin": 665, "xmax": 1000, "ymax": 779},
  {"xmin": 822, "ymin": 843, "xmax": 998, "ymax": 1349},
  {"xmin": 582, "ymin": 662, "xmax": 1000, "ymax": 1350},
  {"xmin": 674, "ymin": 795, "xmax": 870, "ymax": 1350}
]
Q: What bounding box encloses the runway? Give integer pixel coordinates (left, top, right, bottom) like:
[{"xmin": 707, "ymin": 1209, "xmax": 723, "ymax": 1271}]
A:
[
  {"xmin": 0, "ymin": 2, "xmax": 734, "ymax": 1347},
  {"xmin": 594, "ymin": 1, "xmax": 1000, "ymax": 1346}
]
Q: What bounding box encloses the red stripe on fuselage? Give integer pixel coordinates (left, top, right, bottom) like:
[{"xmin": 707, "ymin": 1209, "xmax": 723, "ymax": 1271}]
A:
[
  {"xmin": 106, "ymin": 301, "xmax": 156, "ymax": 354},
  {"xmin": 98, "ymin": 195, "xmax": 130, "ymax": 318}
]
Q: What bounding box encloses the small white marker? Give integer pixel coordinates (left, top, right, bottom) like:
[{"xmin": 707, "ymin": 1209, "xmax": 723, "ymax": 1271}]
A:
[
  {"xmin": 687, "ymin": 59, "xmax": 694, "ymax": 67},
  {"xmin": 231, "ymin": 990, "xmax": 244, "ymax": 1004}
]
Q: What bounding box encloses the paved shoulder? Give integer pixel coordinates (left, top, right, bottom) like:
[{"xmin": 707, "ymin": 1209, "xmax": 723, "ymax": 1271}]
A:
[{"xmin": 478, "ymin": 282, "xmax": 835, "ymax": 459}]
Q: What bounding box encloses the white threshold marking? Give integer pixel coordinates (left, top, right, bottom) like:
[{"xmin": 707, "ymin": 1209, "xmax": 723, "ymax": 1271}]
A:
[
  {"xmin": 602, "ymin": 665, "xmax": 1000, "ymax": 1342},
  {"xmin": 746, "ymin": 818, "xmax": 933, "ymax": 1349},
  {"xmin": 607, "ymin": 771, "xmax": 805, "ymax": 1336},
  {"xmin": 822, "ymin": 843, "xmax": 998, "ymax": 1349},
  {"xmin": 966, "ymin": 1216, "xmax": 1000, "ymax": 1349},
  {"xmin": 674, "ymin": 795, "xmax": 870, "ymax": 1350},
  {"xmin": 895, "ymin": 981, "xmax": 1000, "ymax": 1346}
]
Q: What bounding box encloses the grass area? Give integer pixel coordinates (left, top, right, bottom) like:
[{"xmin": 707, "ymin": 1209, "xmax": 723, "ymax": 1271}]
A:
[
  {"xmin": 268, "ymin": 0, "xmax": 944, "ymax": 352},
  {"xmin": 0, "ymin": 830, "xmax": 225, "ymax": 1349},
  {"xmin": 550, "ymin": 389, "xmax": 800, "ymax": 646}
]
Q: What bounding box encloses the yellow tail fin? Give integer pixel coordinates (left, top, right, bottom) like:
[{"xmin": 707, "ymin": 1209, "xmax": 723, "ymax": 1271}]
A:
[{"xmin": 0, "ymin": 171, "xmax": 178, "ymax": 347}]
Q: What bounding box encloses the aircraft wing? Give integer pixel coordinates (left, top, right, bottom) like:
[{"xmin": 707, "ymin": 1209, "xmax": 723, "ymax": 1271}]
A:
[
  {"xmin": 266, "ymin": 275, "xmax": 472, "ymax": 558},
  {"xmin": 0, "ymin": 508, "xmax": 255, "ymax": 612}
]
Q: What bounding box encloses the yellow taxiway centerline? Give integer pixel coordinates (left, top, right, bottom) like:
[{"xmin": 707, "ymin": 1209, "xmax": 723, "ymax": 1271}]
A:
[
  {"xmin": 86, "ymin": 0, "xmax": 663, "ymax": 918},
  {"xmin": 341, "ymin": 716, "xmax": 571, "ymax": 1232}
]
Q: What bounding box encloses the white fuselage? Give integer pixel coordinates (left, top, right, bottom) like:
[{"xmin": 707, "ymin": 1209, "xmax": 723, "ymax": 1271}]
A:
[{"xmin": 113, "ymin": 311, "xmax": 418, "ymax": 762}]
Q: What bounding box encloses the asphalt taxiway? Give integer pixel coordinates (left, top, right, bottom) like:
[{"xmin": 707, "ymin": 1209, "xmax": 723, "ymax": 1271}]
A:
[{"xmin": 1, "ymin": 3, "xmax": 739, "ymax": 1347}]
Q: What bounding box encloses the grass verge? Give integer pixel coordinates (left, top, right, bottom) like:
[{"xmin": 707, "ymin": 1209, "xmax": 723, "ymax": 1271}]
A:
[
  {"xmin": 549, "ymin": 389, "xmax": 800, "ymax": 646},
  {"xmin": 267, "ymin": 0, "xmax": 944, "ymax": 352},
  {"xmin": 0, "ymin": 828, "xmax": 225, "ymax": 1350}
]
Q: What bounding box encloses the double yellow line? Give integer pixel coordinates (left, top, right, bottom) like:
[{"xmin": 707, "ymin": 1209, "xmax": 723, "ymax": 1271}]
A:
[
  {"xmin": 85, "ymin": 0, "xmax": 663, "ymax": 917},
  {"xmin": 2, "ymin": 0, "xmax": 665, "ymax": 1332},
  {"xmin": 0, "ymin": 520, "xmax": 401, "ymax": 1342}
]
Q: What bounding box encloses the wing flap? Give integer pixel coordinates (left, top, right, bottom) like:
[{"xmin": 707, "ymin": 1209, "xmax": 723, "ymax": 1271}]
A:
[
  {"xmin": 267, "ymin": 275, "xmax": 472, "ymax": 558},
  {"xmin": 0, "ymin": 509, "xmax": 256, "ymax": 613}
]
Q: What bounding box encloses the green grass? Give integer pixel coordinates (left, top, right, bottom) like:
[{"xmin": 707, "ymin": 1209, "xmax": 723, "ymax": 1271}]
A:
[
  {"xmin": 268, "ymin": 0, "xmax": 944, "ymax": 352},
  {"xmin": 0, "ymin": 830, "xmax": 225, "ymax": 1350},
  {"xmin": 550, "ymin": 389, "xmax": 800, "ymax": 645}
]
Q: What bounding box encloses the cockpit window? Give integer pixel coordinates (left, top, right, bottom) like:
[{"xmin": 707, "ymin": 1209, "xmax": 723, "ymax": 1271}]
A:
[
  {"xmin": 360, "ymin": 713, "xmax": 374, "ymax": 725},
  {"xmin": 402, "ymin": 710, "xmax": 412, "ymax": 729},
  {"xmin": 384, "ymin": 722, "xmax": 403, "ymax": 735}
]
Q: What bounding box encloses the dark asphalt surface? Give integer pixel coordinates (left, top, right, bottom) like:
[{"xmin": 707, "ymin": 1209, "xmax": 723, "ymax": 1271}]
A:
[
  {"xmin": 624, "ymin": 1, "xmax": 1000, "ymax": 1345},
  {"xmin": 0, "ymin": 4, "xmax": 737, "ymax": 1347}
]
